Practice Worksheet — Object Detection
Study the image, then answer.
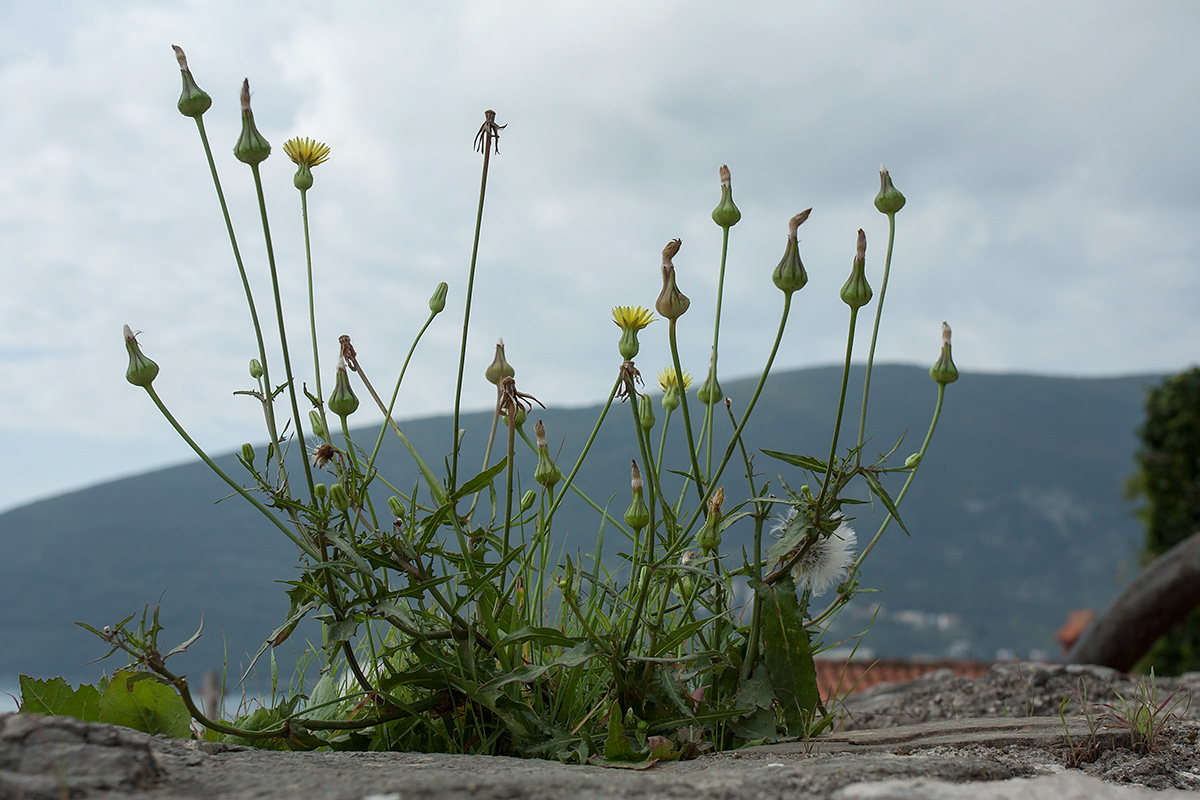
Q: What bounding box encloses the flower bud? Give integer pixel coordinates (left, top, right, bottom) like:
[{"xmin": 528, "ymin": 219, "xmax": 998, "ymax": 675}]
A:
[
  {"xmin": 904, "ymin": 453, "xmax": 922, "ymax": 468},
  {"xmin": 874, "ymin": 165, "xmax": 906, "ymax": 215},
  {"xmin": 308, "ymin": 410, "xmax": 328, "ymax": 441},
  {"xmin": 485, "ymin": 339, "xmax": 515, "ymax": 385},
  {"xmin": 520, "ymin": 490, "xmax": 537, "ymax": 512},
  {"xmin": 657, "ymin": 367, "xmax": 692, "ymax": 413},
  {"xmin": 172, "ymin": 46, "xmax": 212, "ymax": 118},
  {"xmin": 612, "ymin": 306, "xmax": 655, "ymax": 361},
  {"xmin": 388, "ymin": 495, "xmax": 406, "ymax": 517},
  {"xmin": 624, "ymin": 460, "xmax": 650, "ymax": 533},
  {"xmin": 533, "ymin": 420, "xmax": 563, "ymax": 489},
  {"xmin": 123, "ymin": 325, "xmax": 159, "ymax": 387},
  {"xmin": 772, "ymin": 210, "xmax": 811, "ymax": 295},
  {"xmin": 313, "ymin": 483, "xmax": 328, "ymax": 501},
  {"xmin": 282, "ymin": 137, "xmax": 330, "ymax": 192},
  {"xmin": 697, "ymin": 487, "xmax": 724, "ymax": 553},
  {"xmin": 839, "ymin": 229, "xmax": 872, "ymax": 309},
  {"xmin": 655, "ymin": 239, "xmax": 690, "ymax": 320},
  {"xmin": 328, "ymin": 358, "xmax": 359, "ymax": 418},
  {"xmin": 929, "ymin": 322, "xmax": 959, "ymax": 385},
  {"xmin": 675, "ymin": 551, "xmax": 696, "ymax": 599},
  {"xmin": 329, "ymin": 482, "xmax": 350, "ymax": 512},
  {"xmin": 711, "ymin": 164, "xmax": 741, "ymax": 228},
  {"xmin": 638, "ymin": 393, "xmax": 656, "ymax": 432},
  {"xmin": 241, "ymin": 443, "xmax": 256, "ymax": 465},
  {"xmin": 233, "ymin": 79, "xmax": 271, "ymax": 165},
  {"xmin": 429, "ymin": 282, "xmax": 448, "ymax": 315},
  {"xmin": 248, "ymin": 358, "xmax": 264, "ymax": 379},
  {"xmin": 697, "ymin": 363, "xmax": 722, "ymax": 406}
]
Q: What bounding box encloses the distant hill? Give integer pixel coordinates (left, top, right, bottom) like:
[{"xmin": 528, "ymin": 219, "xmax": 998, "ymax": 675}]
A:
[{"xmin": 0, "ymin": 365, "xmax": 1162, "ymax": 684}]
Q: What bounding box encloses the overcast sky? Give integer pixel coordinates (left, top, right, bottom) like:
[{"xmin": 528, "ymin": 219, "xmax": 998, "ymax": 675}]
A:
[{"xmin": 1, "ymin": 1, "xmax": 1197, "ymax": 513}]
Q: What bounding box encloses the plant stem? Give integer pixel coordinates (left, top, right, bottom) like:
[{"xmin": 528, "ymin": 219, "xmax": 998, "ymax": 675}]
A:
[
  {"xmin": 704, "ymin": 226, "xmax": 732, "ymax": 477},
  {"xmin": 668, "ymin": 319, "xmax": 705, "ymax": 500},
  {"xmin": 817, "ymin": 307, "xmax": 860, "ymax": 507},
  {"xmin": 299, "ymin": 186, "xmax": 328, "ymax": 434},
  {"xmin": 856, "ymin": 211, "xmax": 897, "ymax": 467}
]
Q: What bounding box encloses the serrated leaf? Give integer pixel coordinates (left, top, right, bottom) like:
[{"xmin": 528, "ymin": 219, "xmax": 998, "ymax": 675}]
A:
[
  {"xmin": 98, "ymin": 672, "xmax": 191, "ymax": 738},
  {"xmin": 757, "ymin": 576, "xmax": 821, "ymax": 737},
  {"xmin": 19, "ymin": 675, "xmax": 101, "ymax": 722},
  {"xmin": 765, "ymin": 519, "xmax": 812, "ymax": 565}
]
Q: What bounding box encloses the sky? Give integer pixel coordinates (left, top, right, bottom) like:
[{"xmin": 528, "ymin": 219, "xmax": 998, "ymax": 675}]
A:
[{"xmin": 1, "ymin": 0, "xmax": 1198, "ymax": 513}]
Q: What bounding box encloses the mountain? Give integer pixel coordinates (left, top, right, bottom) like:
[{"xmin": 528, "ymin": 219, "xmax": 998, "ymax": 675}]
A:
[{"xmin": 0, "ymin": 365, "xmax": 1162, "ymax": 684}]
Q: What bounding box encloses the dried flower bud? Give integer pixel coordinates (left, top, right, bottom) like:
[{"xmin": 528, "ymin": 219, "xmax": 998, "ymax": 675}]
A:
[
  {"xmin": 624, "ymin": 460, "xmax": 650, "ymax": 533},
  {"xmin": 485, "ymin": 339, "xmax": 515, "ymax": 385},
  {"xmin": 772, "ymin": 210, "xmax": 811, "ymax": 295},
  {"xmin": 655, "ymin": 239, "xmax": 690, "ymax": 320},
  {"xmin": 874, "ymin": 165, "xmax": 906, "ymax": 215},
  {"xmin": 172, "ymin": 45, "xmax": 212, "ymax": 118},
  {"xmin": 929, "ymin": 322, "xmax": 959, "ymax": 385},
  {"xmin": 233, "ymin": 79, "xmax": 271, "ymax": 165},
  {"xmin": 533, "ymin": 420, "xmax": 563, "ymax": 488},
  {"xmin": 839, "ymin": 229, "xmax": 872, "ymax": 309},
  {"xmin": 123, "ymin": 325, "xmax": 159, "ymax": 387},
  {"xmin": 711, "ymin": 164, "xmax": 741, "ymax": 228}
]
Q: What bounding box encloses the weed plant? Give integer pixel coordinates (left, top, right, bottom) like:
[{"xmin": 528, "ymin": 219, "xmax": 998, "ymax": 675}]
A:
[{"xmin": 34, "ymin": 47, "xmax": 958, "ymax": 761}]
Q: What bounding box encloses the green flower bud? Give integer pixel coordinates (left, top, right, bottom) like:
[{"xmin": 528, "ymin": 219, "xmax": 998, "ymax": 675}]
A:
[
  {"xmin": 874, "ymin": 165, "xmax": 906, "ymax": 215},
  {"xmin": 233, "ymin": 79, "xmax": 271, "ymax": 165},
  {"xmin": 675, "ymin": 551, "xmax": 696, "ymax": 599},
  {"xmin": 657, "ymin": 367, "xmax": 692, "ymax": 413},
  {"xmin": 329, "ymin": 482, "xmax": 350, "ymax": 512},
  {"xmin": 612, "ymin": 306, "xmax": 655, "ymax": 361},
  {"xmin": 904, "ymin": 453, "xmax": 922, "ymax": 468},
  {"xmin": 485, "ymin": 339, "xmax": 515, "ymax": 385},
  {"xmin": 697, "ymin": 364, "xmax": 722, "ymax": 406},
  {"xmin": 520, "ymin": 490, "xmax": 537, "ymax": 512},
  {"xmin": 655, "ymin": 239, "xmax": 690, "ymax": 321},
  {"xmin": 624, "ymin": 460, "xmax": 650, "ymax": 533},
  {"xmin": 533, "ymin": 420, "xmax": 563, "ymax": 489},
  {"xmin": 308, "ymin": 410, "xmax": 328, "ymax": 441},
  {"xmin": 773, "ymin": 210, "xmax": 811, "ymax": 295},
  {"xmin": 387, "ymin": 495, "xmax": 405, "ymax": 518},
  {"xmin": 929, "ymin": 322, "xmax": 959, "ymax": 385},
  {"xmin": 429, "ymin": 282, "xmax": 448, "ymax": 315},
  {"xmin": 313, "ymin": 483, "xmax": 328, "ymax": 501},
  {"xmin": 241, "ymin": 443, "xmax": 256, "ymax": 465},
  {"xmin": 711, "ymin": 164, "xmax": 742, "ymax": 228},
  {"xmin": 248, "ymin": 358, "xmax": 263, "ymax": 379},
  {"xmin": 839, "ymin": 229, "xmax": 872, "ymax": 309},
  {"xmin": 697, "ymin": 487, "xmax": 724, "ymax": 554},
  {"xmin": 172, "ymin": 46, "xmax": 211, "ymax": 118},
  {"xmin": 123, "ymin": 325, "xmax": 159, "ymax": 387},
  {"xmin": 328, "ymin": 359, "xmax": 359, "ymax": 418},
  {"xmin": 638, "ymin": 393, "xmax": 656, "ymax": 432}
]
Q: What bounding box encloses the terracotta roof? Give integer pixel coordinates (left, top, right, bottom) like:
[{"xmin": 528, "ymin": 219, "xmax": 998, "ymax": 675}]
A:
[
  {"xmin": 813, "ymin": 658, "xmax": 994, "ymax": 702},
  {"xmin": 1054, "ymin": 609, "xmax": 1096, "ymax": 655}
]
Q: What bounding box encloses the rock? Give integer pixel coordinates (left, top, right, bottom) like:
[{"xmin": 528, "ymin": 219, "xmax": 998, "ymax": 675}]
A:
[{"xmin": 832, "ymin": 771, "xmax": 1200, "ymax": 799}]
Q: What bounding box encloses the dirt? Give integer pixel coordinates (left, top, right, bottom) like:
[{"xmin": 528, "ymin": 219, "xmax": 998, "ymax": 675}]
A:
[{"xmin": 4, "ymin": 662, "xmax": 1200, "ymax": 799}]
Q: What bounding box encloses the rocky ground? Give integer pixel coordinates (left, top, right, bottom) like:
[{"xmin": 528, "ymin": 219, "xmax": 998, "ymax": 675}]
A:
[{"xmin": 4, "ymin": 663, "xmax": 1200, "ymax": 799}]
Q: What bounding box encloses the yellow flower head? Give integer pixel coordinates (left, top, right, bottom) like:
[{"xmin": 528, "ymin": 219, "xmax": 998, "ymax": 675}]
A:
[
  {"xmin": 611, "ymin": 306, "xmax": 655, "ymax": 333},
  {"xmin": 283, "ymin": 137, "xmax": 331, "ymax": 168},
  {"xmin": 657, "ymin": 367, "xmax": 693, "ymax": 392}
]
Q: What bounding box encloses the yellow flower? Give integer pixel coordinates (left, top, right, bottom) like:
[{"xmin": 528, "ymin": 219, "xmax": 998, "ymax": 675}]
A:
[
  {"xmin": 283, "ymin": 137, "xmax": 331, "ymax": 167},
  {"xmin": 612, "ymin": 306, "xmax": 656, "ymax": 360},
  {"xmin": 656, "ymin": 367, "xmax": 693, "ymax": 392},
  {"xmin": 283, "ymin": 137, "xmax": 330, "ymax": 191}
]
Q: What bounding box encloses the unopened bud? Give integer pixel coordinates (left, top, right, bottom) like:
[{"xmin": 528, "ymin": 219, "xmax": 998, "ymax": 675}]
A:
[
  {"xmin": 711, "ymin": 164, "xmax": 742, "ymax": 228},
  {"xmin": 233, "ymin": 79, "xmax": 271, "ymax": 165},
  {"xmin": 929, "ymin": 322, "xmax": 959, "ymax": 385},
  {"xmin": 308, "ymin": 410, "xmax": 328, "ymax": 441},
  {"xmin": 772, "ymin": 210, "xmax": 811, "ymax": 295},
  {"xmin": 624, "ymin": 460, "xmax": 650, "ymax": 533},
  {"xmin": 904, "ymin": 453, "xmax": 922, "ymax": 468},
  {"xmin": 638, "ymin": 393, "xmax": 656, "ymax": 432},
  {"xmin": 328, "ymin": 359, "xmax": 359, "ymax": 418},
  {"xmin": 313, "ymin": 483, "xmax": 328, "ymax": 501},
  {"xmin": 485, "ymin": 339, "xmax": 515, "ymax": 385},
  {"xmin": 329, "ymin": 482, "xmax": 350, "ymax": 512},
  {"xmin": 839, "ymin": 229, "xmax": 872, "ymax": 309},
  {"xmin": 241, "ymin": 443, "xmax": 256, "ymax": 465},
  {"xmin": 533, "ymin": 420, "xmax": 563, "ymax": 489},
  {"xmin": 520, "ymin": 490, "xmax": 537, "ymax": 511},
  {"xmin": 655, "ymin": 239, "xmax": 690, "ymax": 320},
  {"xmin": 248, "ymin": 358, "xmax": 263, "ymax": 379},
  {"xmin": 172, "ymin": 45, "xmax": 212, "ymax": 118},
  {"xmin": 388, "ymin": 496, "xmax": 405, "ymax": 517},
  {"xmin": 697, "ymin": 363, "xmax": 722, "ymax": 406},
  {"xmin": 123, "ymin": 325, "xmax": 159, "ymax": 387},
  {"xmin": 874, "ymin": 165, "xmax": 906, "ymax": 215},
  {"xmin": 429, "ymin": 282, "xmax": 448, "ymax": 314}
]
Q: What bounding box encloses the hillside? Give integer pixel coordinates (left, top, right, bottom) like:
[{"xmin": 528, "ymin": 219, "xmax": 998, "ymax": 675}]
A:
[{"xmin": 0, "ymin": 365, "xmax": 1161, "ymax": 684}]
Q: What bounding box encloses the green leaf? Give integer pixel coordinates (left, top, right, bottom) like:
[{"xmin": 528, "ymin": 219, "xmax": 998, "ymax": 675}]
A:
[
  {"xmin": 860, "ymin": 469, "xmax": 910, "ymax": 536},
  {"xmin": 98, "ymin": 671, "xmax": 192, "ymax": 738},
  {"xmin": 453, "ymin": 460, "xmax": 508, "ymax": 502},
  {"xmin": 18, "ymin": 675, "xmax": 101, "ymax": 722},
  {"xmin": 762, "ymin": 449, "xmax": 827, "ymax": 472},
  {"xmin": 480, "ymin": 642, "xmax": 601, "ymax": 691},
  {"xmin": 757, "ymin": 576, "xmax": 821, "ymax": 737},
  {"xmin": 765, "ymin": 518, "xmax": 812, "ymax": 566}
]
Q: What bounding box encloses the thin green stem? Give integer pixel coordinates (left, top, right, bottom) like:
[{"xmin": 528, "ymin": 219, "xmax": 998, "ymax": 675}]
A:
[
  {"xmin": 299, "ymin": 187, "xmax": 327, "ymax": 431},
  {"xmin": 668, "ymin": 319, "xmax": 705, "ymax": 500},
  {"xmin": 704, "ymin": 226, "xmax": 732, "ymax": 477},
  {"xmin": 249, "ymin": 162, "xmax": 316, "ymax": 500},
  {"xmin": 190, "ymin": 116, "xmax": 289, "ymax": 490},
  {"xmin": 545, "ymin": 376, "xmax": 623, "ymax": 522},
  {"xmin": 817, "ymin": 307, "xmax": 860, "ymax": 507},
  {"xmin": 856, "ymin": 212, "xmax": 897, "ymax": 467}
]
